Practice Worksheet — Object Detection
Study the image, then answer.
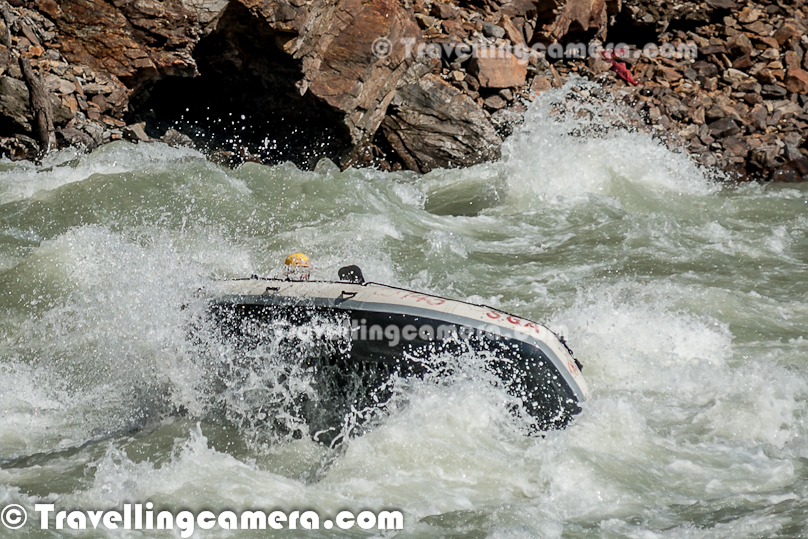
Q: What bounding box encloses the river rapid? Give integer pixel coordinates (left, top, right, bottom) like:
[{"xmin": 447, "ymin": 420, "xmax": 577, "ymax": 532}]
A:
[{"xmin": 1, "ymin": 81, "xmax": 807, "ymax": 538}]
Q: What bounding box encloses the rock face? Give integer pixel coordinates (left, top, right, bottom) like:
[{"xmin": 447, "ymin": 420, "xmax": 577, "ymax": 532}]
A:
[
  {"xmin": 235, "ymin": 0, "xmax": 421, "ymax": 160},
  {"xmin": 0, "ymin": 0, "xmax": 806, "ymax": 180},
  {"xmin": 33, "ymin": 0, "xmax": 199, "ymax": 86},
  {"xmin": 0, "ymin": 0, "xmax": 607, "ymax": 170}
]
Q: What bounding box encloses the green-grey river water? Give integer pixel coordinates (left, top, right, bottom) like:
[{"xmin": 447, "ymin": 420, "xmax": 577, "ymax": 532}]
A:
[{"xmin": 1, "ymin": 82, "xmax": 807, "ymax": 538}]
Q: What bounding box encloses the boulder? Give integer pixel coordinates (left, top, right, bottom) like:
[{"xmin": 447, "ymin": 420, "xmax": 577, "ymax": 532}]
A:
[
  {"xmin": 31, "ymin": 0, "xmax": 426, "ymax": 170},
  {"xmin": 290, "ymin": 0, "xmax": 422, "ymax": 150},
  {"xmin": 381, "ymin": 73, "xmax": 502, "ymax": 173}
]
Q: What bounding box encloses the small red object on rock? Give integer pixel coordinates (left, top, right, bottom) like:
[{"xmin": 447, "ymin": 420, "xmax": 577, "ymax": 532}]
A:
[{"xmin": 602, "ymin": 50, "xmax": 638, "ymax": 86}]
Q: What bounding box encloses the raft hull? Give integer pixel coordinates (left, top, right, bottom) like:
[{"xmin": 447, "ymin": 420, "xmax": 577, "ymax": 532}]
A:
[{"xmin": 210, "ymin": 278, "xmax": 589, "ymax": 433}]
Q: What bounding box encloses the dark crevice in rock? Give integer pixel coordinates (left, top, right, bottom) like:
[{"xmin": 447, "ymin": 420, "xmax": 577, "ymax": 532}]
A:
[
  {"xmin": 607, "ymin": 14, "xmax": 661, "ymax": 48},
  {"xmin": 127, "ymin": 2, "xmax": 352, "ymax": 169}
]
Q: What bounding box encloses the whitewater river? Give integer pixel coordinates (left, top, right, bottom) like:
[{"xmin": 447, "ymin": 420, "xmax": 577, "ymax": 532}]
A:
[{"xmin": 1, "ymin": 82, "xmax": 807, "ymax": 538}]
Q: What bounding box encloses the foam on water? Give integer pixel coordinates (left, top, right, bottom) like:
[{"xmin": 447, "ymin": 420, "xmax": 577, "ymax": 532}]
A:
[
  {"xmin": 0, "ymin": 143, "xmax": 207, "ymax": 205},
  {"xmin": 499, "ymin": 80, "xmax": 720, "ymax": 207},
  {"xmin": 0, "ymin": 79, "xmax": 807, "ymax": 538}
]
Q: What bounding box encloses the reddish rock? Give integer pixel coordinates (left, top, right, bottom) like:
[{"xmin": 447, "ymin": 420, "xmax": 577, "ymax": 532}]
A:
[
  {"xmin": 430, "ymin": 1, "xmax": 458, "ymax": 20},
  {"xmin": 276, "ymin": 0, "xmax": 422, "ymax": 151},
  {"xmin": 33, "ymin": 0, "xmax": 199, "ymax": 86},
  {"xmin": 744, "ymin": 21, "xmax": 773, "ymax": 36},
  {"xmin": 530, "ymin": 76, "xmax": 552, "ymax": 94},
  {"xmin": 727, "ymin": 33, "xmax": 754, "ymax": 56},
  {"xmin": 784, "ymin": 51, "xmax": 801, "ymax": 72},
  {"xmin": 467, "ymin": 54, "xmax": 527, "ymax": 89},
  {"xmin": 732, "ymin": 54, "xmax": 753, "ymax": 69},
  {"xmin": 774, "ymin": 21, "xmax": 803, "ymax": 46},
  {"xmin": 755, "ymin": 68, "xmax": 777, "ymax": 84},
  {"xmin": 90, "ymin": 93, "xmax": 107, "ymax": 113},
  {"xmin": 501, "ymin": 15, "xmax": 526, "ymax": 46},
  {"xmin": 755, "ymin": 36, "xmax": 780, "ymax": 50},
  {"xmin": 656, "ymin": 66, "xmax": 682, "ymax": 83},
  {"xmin": 441, "ymin": 20, "xmax": 467, "ymax": 39},
  {"xmin": 738, "ymin": 7, "xmax": 761, "ymax": 23},
  {"xmin": 784, "ymin": 69, "xmax": 808, "ymax": 94},
  {"xmin": 484, "ymin": 94, "xmax": 507, "ymax": 110}
]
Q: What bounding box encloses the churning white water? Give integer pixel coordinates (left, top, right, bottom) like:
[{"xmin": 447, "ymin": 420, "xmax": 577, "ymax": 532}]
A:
[{"xmin": 1, "ymin": 80, "xmax": 807, "ymax": 538}]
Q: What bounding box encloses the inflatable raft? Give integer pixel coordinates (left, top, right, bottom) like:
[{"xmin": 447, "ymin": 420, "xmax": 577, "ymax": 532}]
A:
[{"xmin": 208, "ymin": 270, "xmax": 589, "ymax": 434}]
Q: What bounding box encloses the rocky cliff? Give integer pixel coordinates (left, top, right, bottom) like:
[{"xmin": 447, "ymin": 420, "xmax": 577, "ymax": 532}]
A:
[{"xmin": 0, "ymin": 0, "xmax": 806, "ymax": 181}]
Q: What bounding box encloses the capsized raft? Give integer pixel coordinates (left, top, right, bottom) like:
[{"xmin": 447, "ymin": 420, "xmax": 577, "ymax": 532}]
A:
[{"xmin": 209, "ymin": 275, "xmax": 589, "ymax": 431}]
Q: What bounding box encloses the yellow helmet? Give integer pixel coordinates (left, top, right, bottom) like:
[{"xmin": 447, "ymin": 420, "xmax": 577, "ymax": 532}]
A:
[{"xmin": 284, "ymin": 252, "xmax": 310, "ymax": 267}]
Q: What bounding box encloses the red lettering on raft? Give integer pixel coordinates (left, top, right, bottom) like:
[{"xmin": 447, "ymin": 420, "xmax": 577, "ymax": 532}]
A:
[{"xmin": 401, "ymin": 293, "xmax": 445, "ymax": 306}]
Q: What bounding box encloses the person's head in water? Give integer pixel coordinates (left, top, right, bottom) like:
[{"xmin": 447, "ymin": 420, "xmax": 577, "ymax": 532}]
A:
[{"xmin": 284, "ymin": 252, "xmax": 310, "ymax": 280}]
